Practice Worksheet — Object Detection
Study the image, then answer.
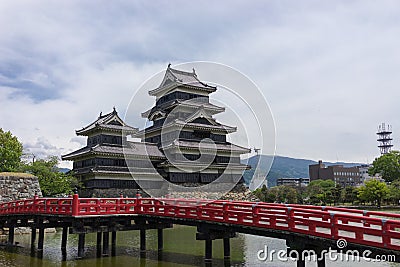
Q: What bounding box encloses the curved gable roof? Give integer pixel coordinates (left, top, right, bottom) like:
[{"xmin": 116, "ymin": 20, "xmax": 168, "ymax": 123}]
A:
[
  {"xmin": 76, "ymin": 108, "xmax": 138, "ymax": 136},
  {"xmin": 149, "ymin": 65, "xmax": 216, "ymax": 97}
]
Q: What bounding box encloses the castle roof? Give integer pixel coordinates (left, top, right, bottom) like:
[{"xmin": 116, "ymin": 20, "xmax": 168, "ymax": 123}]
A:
[
  {"xmin": 76, "ymin": 108, "xmax": 138, "ymax": 136},
  {"xmin": 71, "ymin": 165, "xmax": 162, "ymax": 179},
  {"xmin": 134, "ymin": 119, "xmax": 237, "ymax": 138},
  {"xmin": 162, "ymin": 140, "xmax": 251, "ymax": 154},
  {"xmin": 148, "ymin": 65, "xmax": 216, "ymax": 97},
  {"xmin": 157, "ymin": 160, "xmax": 250, "ymax": 170},
  {"xmin": 141, "ymin": 99, "xmax": 225, "ymax": 119},
  {"xmin": 62, "ymin": 142, "xmax": 164, "ymax": 160}
]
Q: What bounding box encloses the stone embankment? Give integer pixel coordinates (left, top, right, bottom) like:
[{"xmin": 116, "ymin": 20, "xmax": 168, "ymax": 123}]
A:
[
  {"xmin": 165, "ymin": 183, "xmax": 260, "ymax": 201},
  {"xmin": 80, "ymin": 183, "xmax": 259, "ymax": 201},
  {"xmin": 0, "ymin": 173, "xmax": 56, "ymax": 236},
  {"xmin": 220, "ymin": 183, "xmax": 260, "ymax": 201},
  {"xmin": 0, "ymin": 172, "xmax": 42, "ymax": 203}
]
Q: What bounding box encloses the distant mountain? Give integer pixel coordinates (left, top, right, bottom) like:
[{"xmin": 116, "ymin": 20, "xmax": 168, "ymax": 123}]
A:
[{"xmin": 242, "ymin": 155, "xmax": 362, "ymax": 187}]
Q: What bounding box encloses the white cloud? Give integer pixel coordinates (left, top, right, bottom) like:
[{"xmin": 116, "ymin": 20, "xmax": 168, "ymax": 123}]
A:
[
  {"xmin": 69, "ymin": 137, "xmax": 86, "ymax": 146},
  {"xmin": 23, "ymin": 136, "xmax": 63, "ymax": 160}
]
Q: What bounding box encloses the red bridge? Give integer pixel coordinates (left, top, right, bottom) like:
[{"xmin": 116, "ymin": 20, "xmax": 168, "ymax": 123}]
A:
[{"xmin": 1, "ymin": 195, "xmax": 399, "ymax": 266}]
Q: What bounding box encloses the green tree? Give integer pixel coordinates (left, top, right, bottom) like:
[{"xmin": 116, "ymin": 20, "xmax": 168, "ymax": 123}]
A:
[
  {"xmin": 23, "ymin": 156, "xmax": 78, "ymax": 197},
  {"xmin": 0, "ymin": 128, "xmax": 23, "ymax": 172},
  {"xmin": 265, "ymin": 188, "xmax": 278, "ymax": 202},
  {"xmin": 387, "ymin": 179, "xmax": 400, "ymax": 205},
  {"xmin": 259, "ymin": 186, "xmax": 281, "ymax": 203},
  {"xmin": 332, "ymin": 184, "xmax": 343, "ymax": 205},
  {"xmin": 282, "ymin": 186, "xmax": 298, "ymax": 204},
  {"xmin": 254, "ymin": 185, "xmax": 268, "ymax": 201},
  {"xmin": 254, "ymin": 185, "xmax": 299, "ymax": 204},
  {"xmin": 369, "ymin": 151, "xmax": 400, "ymax": 183},
  {"xmin": 296, "ymin": 186, "xmax": 307, "ymax": 204},
  {"xmin": 306, "ymin": 180, "xmax": 335, "ymax": 205},
  {"xmin": 358, "ymin": 179, "xmax": 389, "ymax": 208},
  {"xmin": 343, "ymin": 186, "xmax": 358, "ymax": 204}
]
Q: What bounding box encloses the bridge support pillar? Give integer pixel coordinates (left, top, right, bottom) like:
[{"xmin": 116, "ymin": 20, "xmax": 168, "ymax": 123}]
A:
[
  {"xmin": 205, "ymin": 239, "xmax": 212, "ymax": 262},
  {"xmin": 196, "ymin": 227, "xmax": 236, "ymax": 263},
  {"xmin": 223, "ymin": 238, "xmax": 230, "ymax": 259},
  {"xmin": 287, "ymin": 236, "xmax": 328, "ymax": 267},
  {"xmin": 140, "ymin": 229, "xmax": 146, "ymax": 252},
  {"xmin": 96, "ymin": 232, "xmax": 102, "ymax": 257},
  {"xmin": 30, "ymin": 227, "xmax": 36, "ymax": 251},
  {"xmin": 7, "ymin": 226, "xmax": 14, "ymax": 245},
  {"xmin": 297, "ymin": 258, "xmax": 306, "ymax": 267},
  {"xmin": 61, "ymin": 226, "xmax": 68, "ymax": 251},
  {"xmin": 102, "ymin": 232, "xmax": 109, "ymax": 256},
  {"xmin": 157, "ymin": 229, "xmax": 163, "ymax": 251},
  {"xmin": 111, "ymin": 231, "xmax": 117, "ymax": 256},
  {"xmin": 38, "ymin": 228, "xmax": 45, "ymax": 251},
  {"xmin": 317, "ymin": 252, "xmax": 326, "ymax": 267},
  {"xmin": 78, "ymin": 233, "xmax": 85, "ymax": 258}
]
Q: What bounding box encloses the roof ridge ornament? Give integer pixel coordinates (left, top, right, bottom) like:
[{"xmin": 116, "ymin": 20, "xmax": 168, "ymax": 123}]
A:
[
  {"xmin": 192, "ymin": 68, "xmax": 197, "ymax": 76},
  {"xmin": 113, "ymin": 106, "xmax": 117, "ymax": 114}
]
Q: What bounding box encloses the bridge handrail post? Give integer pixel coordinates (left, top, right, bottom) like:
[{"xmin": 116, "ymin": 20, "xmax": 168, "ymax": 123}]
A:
[
  {"xmin": 116, "ymin": 196, "xmax": 121, "ymax": 214},
  {"xmin": 222, "ymin": 202, "xmax": 229, "ymax": 222},
  {"xmin": 96, "ymin": 198, "xmax": 101, "ymax": 214},
  {"xmin": 321, "ymin": 206, "xmax": 329, "ymax": 221},
  {"xmin": 33, "ymin": 194, "xmax": 39, "ymax": 213},
  {"xmin": 330, "ymin": 212, "xmax": 338, "ymax": 239},
  {"xmin": 21, "ymin": 200, "xmax": 26, "ymax": 213},
  {"xmin": 44, "ymin": 198, "xmax": 48, "ymax": 214},
  {"xmin": 287, "ymin": 207, "xmax": 294, "ymax": 230},
  {"xmin": 382, "ymin": 219, "xmax": 390, "ymax": 248},
  {"xmin": 252, "ymin": 203, "xmax": 259, "ymax": 225},
  {"xmin": 72, "ymin": 194, "xmax": 79, "ymax": 216},
  {"xmin": 135, "ymin": 198, "xmax": 142, "ymax": 214},
  {"xmin": 363, "ymin": 210, "xmax": 371, "ymax": 227},
  {"xmin": 196, "ymin": 203, "xmax": 202, "ymax": 218}
]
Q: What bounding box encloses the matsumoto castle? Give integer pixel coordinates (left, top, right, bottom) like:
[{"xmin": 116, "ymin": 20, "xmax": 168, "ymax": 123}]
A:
[{"xmin": 62, "ymin": 65, "xmax": 251, "ymax": 196}]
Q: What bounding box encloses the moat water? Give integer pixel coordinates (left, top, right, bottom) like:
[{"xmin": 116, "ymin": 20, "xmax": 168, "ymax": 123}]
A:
[{"xmin": 0, "ymin": 225, "xmax": 398, "ymax": 267}]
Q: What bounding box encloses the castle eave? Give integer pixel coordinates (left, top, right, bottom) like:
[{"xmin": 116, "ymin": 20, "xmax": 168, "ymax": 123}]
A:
[
  {"xmin": 158, "ymin": 160, "xmax": 249, "ymax": 170},
  {"xmin": 161, "ymin": 140, "xmax": 251, "ymax": 154}
]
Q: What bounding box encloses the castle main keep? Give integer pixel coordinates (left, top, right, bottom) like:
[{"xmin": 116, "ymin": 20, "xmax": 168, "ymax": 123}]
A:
[{"xmin": 62, "ymin": 65, "xmax": 250, "ymax": 196}]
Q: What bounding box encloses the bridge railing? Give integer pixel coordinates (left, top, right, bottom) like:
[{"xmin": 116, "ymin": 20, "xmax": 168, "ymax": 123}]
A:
[
  {"xmin": 279, "ymin": 203, "xmax": 400, "ymax": 220},
  {"xmin": 131, "ymin": 198, "xmax": 400, "ymax": 251},
  {"xmin": 0, "ymin": 195, "xmax": 399, "ymax": 251},
  {"xmin": 72, "ymin": 195, "xmax": 139, "ymax": 216},
  {"xmin": 0, "ymin": 196, "xmax": 74, "ymax": 215}
]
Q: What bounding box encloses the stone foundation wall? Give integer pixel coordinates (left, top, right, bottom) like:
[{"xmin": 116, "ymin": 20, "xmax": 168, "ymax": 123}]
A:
[
  {"xmin": 0, "ymin": 172, "xmax": 43, "ymax": 236},
  {"xmin": 166, "ymin": 183, "xmax": 259, "ymax": 201},
  {"xmin": 80, "ymin": 183, "xmax": 258, "ymax": 201},
  {"xmin": 0, "ymin": 172, "xmax": 42, "ymax": 203},
  {"xmin": 79, "ymin": 188, "xmax": 146, "ymax": 198}
]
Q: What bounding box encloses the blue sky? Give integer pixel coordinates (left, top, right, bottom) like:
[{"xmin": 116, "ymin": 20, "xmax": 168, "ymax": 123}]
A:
[{"xmin": 1, "ymin": 1, "xmax": 400, "ymax": 167}]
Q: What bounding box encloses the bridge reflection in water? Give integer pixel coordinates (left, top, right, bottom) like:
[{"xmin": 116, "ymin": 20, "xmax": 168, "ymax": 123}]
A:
[{"xmin": 0, "ymin": 195, "xmax": 399, "ymax": 267}]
